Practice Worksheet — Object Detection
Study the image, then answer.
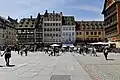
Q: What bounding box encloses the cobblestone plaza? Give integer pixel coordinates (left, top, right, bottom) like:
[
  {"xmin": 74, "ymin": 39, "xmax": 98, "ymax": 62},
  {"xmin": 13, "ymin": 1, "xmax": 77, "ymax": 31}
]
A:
[{"xmin": 0, "ymin": 51, "xmax": 120, "ymax": 80}]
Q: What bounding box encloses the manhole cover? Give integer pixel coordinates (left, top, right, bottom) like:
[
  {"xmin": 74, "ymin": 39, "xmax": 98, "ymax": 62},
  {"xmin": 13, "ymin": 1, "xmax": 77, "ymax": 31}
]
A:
[{"xmin": 50, "ymin": 75, "xmax": 71, "ymax": 80}]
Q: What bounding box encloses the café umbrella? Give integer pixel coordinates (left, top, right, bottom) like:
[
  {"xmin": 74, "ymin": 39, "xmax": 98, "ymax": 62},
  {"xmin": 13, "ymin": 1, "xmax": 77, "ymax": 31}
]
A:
[{"xmin": 50, "ymin": 44, "xmax": 60, "ymax": 47}]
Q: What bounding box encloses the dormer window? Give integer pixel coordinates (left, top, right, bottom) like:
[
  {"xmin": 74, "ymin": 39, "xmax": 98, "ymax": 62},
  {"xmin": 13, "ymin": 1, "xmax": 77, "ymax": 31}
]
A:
[
  {"xmin": 25, "ymin": 25, "xmax": 27, "ymax": 27},
  {"xmin": 19, "ymin": 25, "xmax": 22, "ymax": 27}
]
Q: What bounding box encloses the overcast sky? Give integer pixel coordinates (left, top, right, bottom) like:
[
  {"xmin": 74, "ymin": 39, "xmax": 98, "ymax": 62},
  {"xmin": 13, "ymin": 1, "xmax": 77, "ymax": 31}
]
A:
[{"xmin": 0, "ymin": 0, "xmax": 104, "ymax": 21}]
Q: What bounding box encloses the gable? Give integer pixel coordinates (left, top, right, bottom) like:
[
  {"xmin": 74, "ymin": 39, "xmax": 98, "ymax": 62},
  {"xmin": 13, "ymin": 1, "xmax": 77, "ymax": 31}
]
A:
[
  {"xmin": 102, "ymin": 0, "xmax": 116, "ymax": 14},
  {"xmin": 106, "ymin": 0, "xmax": 115, "ymax": 9}
]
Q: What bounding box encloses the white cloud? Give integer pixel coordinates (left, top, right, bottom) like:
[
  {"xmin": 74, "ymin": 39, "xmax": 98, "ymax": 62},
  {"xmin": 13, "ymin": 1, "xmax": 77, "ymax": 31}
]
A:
[{"xmin": 73, "ymin": 5, "xmax": 101, "ymax": 13}]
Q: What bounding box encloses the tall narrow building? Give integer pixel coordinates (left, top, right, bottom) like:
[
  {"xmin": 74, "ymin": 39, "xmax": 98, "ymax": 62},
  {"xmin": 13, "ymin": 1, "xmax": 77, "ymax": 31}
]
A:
[
  {"xmin": 62, "ymin": 16, "xmax": 76, "ymax": 44},
  {"xmin": 43, "ymin": 10, "xmax": 62, "ymax": 45},
  {"xmin": 102, "ymin": 0, "xmax": 120, "ymax": 42}
]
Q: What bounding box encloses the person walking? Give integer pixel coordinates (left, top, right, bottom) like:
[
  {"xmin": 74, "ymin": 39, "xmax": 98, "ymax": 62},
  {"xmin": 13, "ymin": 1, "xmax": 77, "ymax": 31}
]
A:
[
  {"xmin": 24, "ymin": 47, "xmax": 28, "ymax": 56},
  {"xmin": 103, "ymin": 47, "xmax": 109, "ymax": 60},
  {"xmin": 1, "ymin": 46, "xmax": 11, "ymax": 66}
]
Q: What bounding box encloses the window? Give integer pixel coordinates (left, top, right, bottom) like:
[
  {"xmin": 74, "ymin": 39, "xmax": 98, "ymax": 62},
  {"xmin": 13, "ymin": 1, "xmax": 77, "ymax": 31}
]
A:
[
  {"xmin": 56, "ymin": 23, "xmax": 58, "ymax": 26},
  {"xmin": 2, "ymin": 34, "xmax": 4, "ymax": 38},
  {"xmin": 44, "ymin": 23, "xmax": 46, "ymax": 26},
  {"xmin": 53, "ymin": 23, "xmax": 55, "ymax": 26},
  {"xmin": 47, "ymin": 34, "xmax": 49, "ymax": 36},
  {"xmin": 59, "ymin": 23, "xmax": 61, "ymax": 26},
  {"xmin": 50, "ymin": 28, "xmax": 52, "ymax": 31},
  {"xmin": 47, "ymin": 28, "xmax": 49, "ymax": 31},
  {"xmin": 66, "ymin": 27, "xmax": 68, "ymax": 30},
  {"xmin": 99, "ymin": 38, "xmax": 101, "ymax": 41},
  {"xmin": 53, "ymin": 34, "xmax": 55, "ymax": 36},
  {"xmin": 56, "ymin": 34, "xmax": 58, "ymax": 37},
  {"xmin": 69, "ymin": 27, "xmax": 71, "ymax": 30},
  {"xmin": 31, "ymin": 25, "xmax": 33, "ymax": 27},
  {"xmin": 76, "ymin": 32, "xmax": 78, "ymax": 35},
  {"xmin": 63, "ymin": 27, "xmax": 65, "ymax": 30},
  {"xmin": 59, "ymin": 28, "xmax": 61, "ymax": 31},
  {"xmin": 50, "ymin": 23, "xmax": 52, "ymax": 26},
  {"xmin": 79, "ymin": 32, "xmax": 82, "ymax": 35},
  {"xmin": 44, "ymin": 28, "xmax": 46, "ymax": 31},
  {"xmin": 69, "ymin": 32, "xmax": 71, "ymax": 36},
  {"xmin": 95, "ymin": 38, "xmax": 97, "ymax": 41},
  {"xmin": 47, "ymin": 23, "xmax": 49, "ymax": 26},
  {"xmin": 98, "ymin": 32, "xmax": 101, "ymax": 35},
  {"xmin": 86, "ymin": 32, "xmax": 89, "ymax": 35},
  {"xmin": 19, "ymin": 25, "xmax": 22, "ymax": 27},
  {"xmin": 26, "ymin": 22, "xmax": 29, "ymax": 24},
  {"xmin": 91, "ymin": 32, "xmax": 93, "ymax": 35},
  {"xmin": 56, "ymin": 28, "xmax": 58, "ymax": 31},
  {"xmin": 53, "ymin": 28, "xmax": 55, "ymax": 31},
  {"xmin": 66, "ymin": 32, "xmax": 68, "ymax": 36},
  {"xmin": 72, "ymin": 27, "xmax": 74, "ymax": 30},
  {"xmin": 94, "ymin": 32, "xmax": 97, "ymax": 35},
  {"xmin": 18, "ymin": 30, "xmax": 21, "ymax": 33},
  {"xmin": 25, "ymin": 25, "xmax": 27, "ymax": 27},
  {"xmin": 44, "ymin": 34, "xmax": 46, "ymax": 36},
  {"xmin": 50, "ymin": 33, "xmax": 52, "ymax": 36},
  {"xmin": 32, "ymin": 22, "xmax": 34, "ymax": 24},
  {"xmin": 72, "ymin": 32, "xmax": 74, "ymax": 36},
  {"xmin": 91, "ymin": 38, "xmax": 93, "ymax": 40},
  {"xmin": 63, "ymin": 32, "xmax": 65, "ymax": 36}
]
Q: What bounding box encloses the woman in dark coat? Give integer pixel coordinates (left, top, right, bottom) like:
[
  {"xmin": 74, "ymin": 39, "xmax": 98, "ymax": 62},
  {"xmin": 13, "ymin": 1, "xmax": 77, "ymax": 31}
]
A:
[{"xmin": 1, "ymin": 46, "xmax": 11, "ymax": 66}]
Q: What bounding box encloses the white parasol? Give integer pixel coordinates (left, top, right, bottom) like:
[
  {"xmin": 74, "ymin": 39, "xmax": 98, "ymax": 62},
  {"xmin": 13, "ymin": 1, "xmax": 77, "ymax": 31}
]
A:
[{"xmin": 50, "ymin": 44, "xmax": 60, "ymax": 47}]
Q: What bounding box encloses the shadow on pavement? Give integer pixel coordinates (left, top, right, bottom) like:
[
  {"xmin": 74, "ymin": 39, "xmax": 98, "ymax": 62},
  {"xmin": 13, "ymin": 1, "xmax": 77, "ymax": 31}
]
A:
[
  {"xmin": 0, "ymin": 65, "xmax": 4, "ymax": 67},
  {"xmin": 7, "ymin": 65, "xmax": 15, "ymax": 67},
  {"xmin": 107, "ymin": 59, "xmax": 115, "ymax": 61}
]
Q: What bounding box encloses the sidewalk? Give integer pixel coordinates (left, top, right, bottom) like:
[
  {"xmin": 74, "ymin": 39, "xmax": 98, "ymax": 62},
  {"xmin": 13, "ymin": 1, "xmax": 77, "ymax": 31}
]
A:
[
  {"xmin": 0, "ymin": 51, "xmax": 92, "ymax": 80},
  {"xmin": 73, "ymin": 52, "xmax": 120, "ymax": 80}
]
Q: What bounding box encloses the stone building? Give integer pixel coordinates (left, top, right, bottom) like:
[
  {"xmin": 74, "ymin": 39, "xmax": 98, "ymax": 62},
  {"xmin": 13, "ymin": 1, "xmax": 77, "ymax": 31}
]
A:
[
  {"xmin": 62, "ymin": 16, "xmax": 76, "ymax": 44},
  {"xmin": 102, "ymin": 0, "xmax": 120, "ymax": 42},
  {"xmin": 43, "ymin": 10, "xmax": 62, "ymax": 45},
  {"xmin": 17, "ymin": 16, "xmax": 36, "ymax": 48},
  {"xmin": 0, "ymin": 16, "xmax": 17, "ymax": 49},
  {"xmin": 75, "ymin": 21, "xmax": 105, "ymax": 44},
  {"xmin": 34, "ymin": 13, "xmax": 43, "ymax": 48}
]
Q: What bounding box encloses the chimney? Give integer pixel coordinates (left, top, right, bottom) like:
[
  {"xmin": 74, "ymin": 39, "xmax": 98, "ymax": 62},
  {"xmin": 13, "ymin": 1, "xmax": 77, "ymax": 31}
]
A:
[
  {"xmin": 30, "ymin": 15, "xmax": 32, "ymax": 19},
  {"xmin": 16, "ymin": 19, "xmax": 18, "ymax": 22},
  {"xmin": 53, "ymin": 11, "xmax": 55, "ymax": 14},
  {"xmin": 45, "ymin": 10, "xmax": 48, "ymax": 13}
]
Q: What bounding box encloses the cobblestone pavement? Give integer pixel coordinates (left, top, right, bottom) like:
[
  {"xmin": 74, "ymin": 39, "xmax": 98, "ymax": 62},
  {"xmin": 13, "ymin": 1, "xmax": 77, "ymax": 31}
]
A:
[
  {"xmin": 0, "ymin": 51, "xmax": 92, "ymax": 80},
  {"xmin": 73, "ymin": 53, "xmax": 120, "ymax": 80}
]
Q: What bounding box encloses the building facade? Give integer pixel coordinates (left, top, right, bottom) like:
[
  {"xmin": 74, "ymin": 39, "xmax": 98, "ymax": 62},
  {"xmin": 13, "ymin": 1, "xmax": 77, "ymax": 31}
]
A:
[
  {"xmin": 0, "ymin": 16, "xmax": 17, "ymax": 48},
  {"xmin": 34, "ymin": 13, "xmax": 43, "ymax": 48},
  {"xmin": 17, "ymin": 16, "xmax": 36, "ymax": 48},
  {"xmin": 62, "ymin": 16, "xmax": 76, "ymax": 44},
  {"xmin": 102, "ymin": 0, "xmax": 120, "ymax": 42},
  {"xmin": 43, "ymin": 10, "xmax": 62, "ymax": 45},
  {"xmin": 76, "ymin": 21, "xmax": 105, "ymax": 44}
]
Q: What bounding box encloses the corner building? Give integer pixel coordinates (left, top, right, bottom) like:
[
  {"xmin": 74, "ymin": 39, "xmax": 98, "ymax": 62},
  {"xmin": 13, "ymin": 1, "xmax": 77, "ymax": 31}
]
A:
[{"xmin": 102, "ymin": 0, "xmax": 120, "ymax": 41}]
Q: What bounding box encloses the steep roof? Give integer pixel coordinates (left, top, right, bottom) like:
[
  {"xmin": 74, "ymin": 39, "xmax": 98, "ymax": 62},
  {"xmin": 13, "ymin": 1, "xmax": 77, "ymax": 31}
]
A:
[
  {"xmin": 102, "ymin": 0, "xmax": 120, "ymax": 14},
  {"xmin": 75, "ymin": 21, "xmax": 104, "ymax": 30}
]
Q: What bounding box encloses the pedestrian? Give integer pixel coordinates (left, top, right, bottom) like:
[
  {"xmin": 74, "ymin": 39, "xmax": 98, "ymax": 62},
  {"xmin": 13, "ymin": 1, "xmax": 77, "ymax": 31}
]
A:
[
  {"xmin": 103, "ymin": 47, "xmax": 109, "ymax": 60},
  {"xmin": 1, "ymin": 46, "xmax": 11, "ymax": 66},
  {"xmin": 24, "ymin": 47, "xmax": 28, "ymax": 56},
  {"xmin": 92, "ymin": 47, "xmax": 97, "ymax": 57}
]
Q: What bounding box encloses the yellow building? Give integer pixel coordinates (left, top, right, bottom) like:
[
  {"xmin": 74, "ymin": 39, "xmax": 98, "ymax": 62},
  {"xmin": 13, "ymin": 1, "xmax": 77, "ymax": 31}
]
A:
[{"xmin": 75, "ymin": 21, "xmax": 105, "ymax": 44}]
